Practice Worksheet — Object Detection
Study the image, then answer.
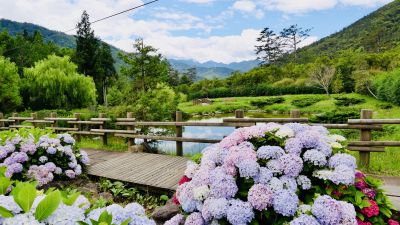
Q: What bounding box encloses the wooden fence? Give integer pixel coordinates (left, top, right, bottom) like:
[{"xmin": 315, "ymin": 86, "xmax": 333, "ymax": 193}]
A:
[{"xmin": 1, "ymin": 109, "xmax": 399, "ymax": 168}]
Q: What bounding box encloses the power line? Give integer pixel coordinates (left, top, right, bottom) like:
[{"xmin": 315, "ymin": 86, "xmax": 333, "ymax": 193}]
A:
[{"xmin": 64, "ymin": 0, "xmax": 160, "ymax": 33}]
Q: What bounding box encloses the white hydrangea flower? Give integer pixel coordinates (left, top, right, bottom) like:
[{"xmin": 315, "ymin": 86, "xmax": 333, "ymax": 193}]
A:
[
  {"xmin": 193, "ymin": 185, "xmax": 210, "ymax": 201},
  {"xmin": 3, "ymin": 213, "xmax": 44, "ymax": 225},
  {"xmin": 331, "ymin": 142, "xmax": 343, "ymax": 149},
  {"xmin": 329, "ymin": 134, "xmax": 346, "ymax": 142},
  {"xmin": 275, "ymin": 127, "xmax": 294, "ymax": 138},
  {"xmin": 184, "ymin": 161, "xmax": 199, "ymax": 179},
  {"xmin": 45, "ymin": 204, "xmax": 85, "ymax": 225}
]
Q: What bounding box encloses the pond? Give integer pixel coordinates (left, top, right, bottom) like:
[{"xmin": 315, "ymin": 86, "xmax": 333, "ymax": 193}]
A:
[{"xmin": 143, "ymin": 112, "xmax": 292, "ymax": 156}]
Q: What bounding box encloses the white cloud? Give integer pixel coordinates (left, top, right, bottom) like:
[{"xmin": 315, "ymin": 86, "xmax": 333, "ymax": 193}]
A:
[
  {"xmin": 339, "ymin": 0, "xmax": 392, "ymax": 7},
  {"xmin": 181, "ymin": 0, "xmax": 215, "ymax": 4},
  {"xmin": 233, "ymin": 0, "xmax": 257, "ymax": 12}
]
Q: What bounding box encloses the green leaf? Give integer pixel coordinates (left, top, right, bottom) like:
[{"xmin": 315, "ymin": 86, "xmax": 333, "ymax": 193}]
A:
[
  {"xmin": 120, "ymin": 218, "xmax": 132, "ymax": 225},
  {"xmin": 360, "ymin": 199, "xmax": 371, "ymax": 208},
  {"xmin": 98, "ymin": 210, "xmax": 112, "ymax": 224},
  {"xmin": 159, "ymin": 195, "xmax": 169, "ymax": 201},
  {"xmin": 0, "ymin": 166, "xmax": 6, "ymax": 177},
  {"xmin": 12, "ymin": 182, "xmax": 37, "ymax": 213},
  {"xmin": 354, "ymin": 190, "xmax": 364, "ymax": 205},
  {"xmin": 379, "ymin": 206, "xmax": 392, "ymax": 218},
  {"xmin": 0, "ymin": 177, "xmax": 12, "ymax": 195},
  {"xmin": 78, "ymin": 222, "xmax": 90, "ymax": 225},
  {"xmin": 356, "ymin": 212, "xmax": 364, "ymax": 221},
  {"xmin": 35, "ymin": 190, "xmax": 61, "ymax": 221},
  {"xmin": 62, "ymin": 192, "xmax": 81, "ymax": 206},
  {"xmin": 0, "ymin": 206, "xmax": 13, "ymax": 218}
]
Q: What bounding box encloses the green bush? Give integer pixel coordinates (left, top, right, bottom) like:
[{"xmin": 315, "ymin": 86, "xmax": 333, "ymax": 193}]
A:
[
  {"xmin": 334, "ymin": 96, "xmax": 366, "ymax": 106},
  {"xmin": 373, "ymin": 69, "xmax": 400, "ymax": 105},
  {"xmin": 22, "ymin": 55, "xmax": 97, "ymax": 110},
  {"xmin": 291, "ymin": 97, "xmax": 325, "ymax": 108},
  {"xmin": 250, "ymin": 97, "xmax": 285, "ymax": 108},
  {"xmin": 310, "ymin": 108, "xmax": 360, "ymax": 123},
  {"xmin": 0, "ymin": 56, "xmax": 22, "ymax": 112}
]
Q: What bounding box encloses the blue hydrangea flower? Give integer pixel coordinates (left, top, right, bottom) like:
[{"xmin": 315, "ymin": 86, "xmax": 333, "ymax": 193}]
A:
[
  {"xmin": 237, "ymin": 159, "xmax": 259, "ymax": 179},
  {"xmin": 290, "ymin": 214, "xmax": 320, "ymax": 225},
  {"xmin": 284, "ymin": 138, "xmax": 303, "ymax": 155},
  {"xmin": 296, "ymin": 175, "xmax": 312, "ymax": 190},
  {"xmin": 280, "ymin": 175, "xmax": 297, "ymax": 192},
  {"xmin": 201, "ymin": 198, "xmax": 228, "ymax": 221},
  {"xmin": 254, "ymin": 167, "xmax": 273, "ymax": 184},
  {"xmin": 184, "ymin": 212, "xmax": 205, "ymax": 225},
  {"xmin": 46, "ymin": 147, "xmax": 57, "ymax": 155},
  {"xmin": 257, "ymin": 146, "xmax": 285, "ymax": 160},
  {"xmin": 273, "ymin": 190, "xmax": 299, "ymax": 216},
  {"xmin": 328, "ymin": 153, "xmax": 356, "ymax": 170},
  {"xmin": 226, "ymin": 199, "xmax": 254, "ymax": 225},
  {"xmin": 267, "ymin": 177, "xmax": 283, "ymax": 193},
  {"xmin": 312, "ymin": 195, "xmax": 356, "ymax": 225},
  {"xmin": 303, "ymin": 149, "xmax": 327, "ymax": 167}
]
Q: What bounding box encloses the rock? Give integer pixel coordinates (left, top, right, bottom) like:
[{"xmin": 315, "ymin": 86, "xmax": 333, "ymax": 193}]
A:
[
  {"xmin": 129, "ymin": 144, "xmax": 145, "ymax": 153},
  {"xmin": 78, "ymin": 182, "xmax": 98, "ymax": 196},
  {"xmin": 98, "ymin": 192, "xmax": 113, "ymax": 202},
  {"xmin": 151, "ymin": 203, "xmax": 180, "ymax": 224}
]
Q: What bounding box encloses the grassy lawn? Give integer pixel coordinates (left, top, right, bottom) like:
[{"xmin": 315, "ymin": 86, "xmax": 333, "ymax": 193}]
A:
[
  {"xmin": 78, "ymin": 136, "xmax": 128, "ymax": 152},
  {"xmin": 178, "ymin": 93, "xmax": 400, "ymax": 118}
]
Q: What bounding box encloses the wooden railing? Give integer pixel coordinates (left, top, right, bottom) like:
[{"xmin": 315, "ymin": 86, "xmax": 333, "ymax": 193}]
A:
[{"xmin": 1, "ymin": 109, "xmax": 400, "ymax": 168}]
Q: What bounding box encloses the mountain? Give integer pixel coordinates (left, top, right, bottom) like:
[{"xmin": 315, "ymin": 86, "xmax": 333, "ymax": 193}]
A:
[
  {"xmin": 0, "ymin": 19, "xmax": 259, "ymax": 79},
  {"xmin": 296, "ymin": 0, "xmax": 400, "ymax": 62},
  {"xmin": 168, "ymin": 58, "xmax": 260, "ymax": 79}
]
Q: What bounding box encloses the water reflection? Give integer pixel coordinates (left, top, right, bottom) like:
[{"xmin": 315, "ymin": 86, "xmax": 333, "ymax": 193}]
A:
[{"xmin": 138, "ymin": 112, "xmax": 290, "ymax": 156}]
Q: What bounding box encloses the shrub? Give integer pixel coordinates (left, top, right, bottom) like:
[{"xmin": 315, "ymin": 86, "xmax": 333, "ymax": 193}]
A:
[
  {"xmin": 291, "ymin": 97, "xmax": 325, "ymax": 108},
  {"xmin": 0, "ymin": 172, "xmax": 155, "ymax": 225},
  {"xmin": 0, "ymin": 128, "xmax": 89, "ymax": 186},
  {"xmin": 272, "ymin": 78, "xmax": 295, "ymax": 87},
  {"xmin": 373, "ymin": 69, "xmax": 400, "ymax": 105},
  {"xmin": 250, "ymin": 97, "xmax": 285, "ymax": 108},
  {"xmin": 310, "ymin": 108, "xmax": 360, "ymax": 123},
  {"xmin": 22, "ymin": 55, "xmax": 97, "ymax": 110},
  {"xmin": 334, "ymin": 96, "xmax": 366, "ymax": 106},
  {"xmin": 0, "ymin": 56, "xmax": 22, "ymax": 113},
  {"xmin": 167, "ymin": 124, "xmax": 398, "ymax": 224}
]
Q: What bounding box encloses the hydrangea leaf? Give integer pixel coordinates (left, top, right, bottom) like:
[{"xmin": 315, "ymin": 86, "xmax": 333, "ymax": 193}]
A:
[
  {"xmin": 12, "ymin": 182, "xmax": 37, "ymax": 213},
  {"xmin": 62, "ymin": 191, "xmax": 81, "ymax": 206},
  {"xmin": 120, "ymin": 219, "xmax": 132, "ymax": 225},
  {"xmin": 0, "ymin": 206, "xmax": 13, "ymax": 218},
  {"xmin": 0, "ymin": 177, "xmax": 12, "ymax": 195},
  {"xmin": 35, "ymin": 190, "xmax": 61, "ymax": 221}
]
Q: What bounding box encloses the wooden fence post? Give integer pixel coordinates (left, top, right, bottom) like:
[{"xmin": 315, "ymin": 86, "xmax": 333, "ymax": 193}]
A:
[
  {"xmin": 176, "ymin": 111, "xmax": 183, "ymax": 156},
  {"xmin": 0, "ymin": 113, "xmax": 4, "ymax": 128},
  {"xmin": 290, "ymin": 109, "xmax": 300, "ymax": 119},
  {"xmin": 127, "ymin": 112, "xmax": 135, "ymax": 147},
  {"xmin": 99, "ymin": 113, "xmax": 107, "ymax": 145},
  {"xmin": 360, "ymin": 109, "xmax": 373, "ymax": 168},
  {"xmin": 12, "ymin": 113, "xmax": 18, "ymax": 126},
  {"xmin": 235, "ymin": 109, "xmax": 244, "ymax": 128},
  {"xmin": 74, "ymin": 113, "xmax": 81, "ymax": 142},
  {"xmin": 31, "ymin": 113, "xmax": 37, "ymax": 127},
  {"xmin": 50, "ymin": 112, "xmax": 57, "ymax": 128}
]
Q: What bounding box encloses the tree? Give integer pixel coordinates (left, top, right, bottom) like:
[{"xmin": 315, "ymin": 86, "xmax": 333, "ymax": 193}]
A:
[
  {"xmin": 119, "ymin": 38, "xmax": 169, "ymax": 91},
  {"xmin": 185, "ymin": 67, "xmax": 197, "ymax": 83},
  {"xmin": 74, "ymin": 11, "xmax": 100, "ymax": 83},
  {"xmin": 255, "ymin": 27, "xmax": 282, "ymax": 65},
  {"xmin": 0, "ymin": 56, "xmax": 22, "ymax": 112},
  {"xmin": 310, "ymin": 64, "xmax": 336, "ymax": 95},
  {"xmin": 22, "ymin": 55, "xmax": 96, "ymax": 110},
  {"xmin": 95, "ymin": 42, "xmax": 116, "ymax": 105},
  {"xmin": 280, "ymin": 24, "xmax": 311, "ymax": 63}
]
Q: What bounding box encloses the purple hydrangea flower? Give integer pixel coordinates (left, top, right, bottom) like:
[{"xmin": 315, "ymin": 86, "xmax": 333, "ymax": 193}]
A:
[
  {"xmin": 296, "ymin": 175, "xmax": 312, "ymax": 190},
  {"xmin": 284, "ymin": 138, "xmax": 303, "ymax": 155},
  {"xmin": 226, "ymin": 199, "xmax": 254, "ymax": 225},
  {"xmin": 280, "ymin": 175, "xmax": 298, "ymax": 192},
  {"xmin": 254, "ymin": 167, "xmax": 273, "ymax": 184},
  {"xmin": 279, "ymin": 154, "xmax": 303, "ymax": 177},
  {"xmin": 312, "ymin": 195, "xmax": 356, "ymax": 225},
  {"xmin": 165, "ymin": 214, "xmax": 184, "ymax": 225},
  {"xmin": 65, "ymin": 170, "xmax": 76, "ymax": 179},
  {"xmin": 248, "ymin": 184, "xmax": 273, "ymax": 210},
  {"xmin": 185, "ymin": 212, "xmax": 205, "ymax": 225},
  {"xmin": 46, "ymin": 147, "xmax": 57, "ymax": 155},
  {"xmin": 5, "ymin": 163, "xmax": 23, "ymax": 177}
]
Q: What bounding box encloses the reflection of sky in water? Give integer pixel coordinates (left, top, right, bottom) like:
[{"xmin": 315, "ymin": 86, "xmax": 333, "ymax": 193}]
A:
[{"xmin": 136, "ymin": 117, "xmax": 234, "ymax": 155}]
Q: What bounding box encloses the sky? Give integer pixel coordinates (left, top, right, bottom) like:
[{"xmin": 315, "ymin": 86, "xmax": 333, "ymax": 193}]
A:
[{"xmin": 0, "ymin": 0, "xmax": 394, "ymax": 63}]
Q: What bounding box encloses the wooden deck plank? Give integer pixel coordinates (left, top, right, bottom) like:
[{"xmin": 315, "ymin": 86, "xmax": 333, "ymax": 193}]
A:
[{"xmin": 85, "ymin": 149, "xmax": 188, "ymax": 190}]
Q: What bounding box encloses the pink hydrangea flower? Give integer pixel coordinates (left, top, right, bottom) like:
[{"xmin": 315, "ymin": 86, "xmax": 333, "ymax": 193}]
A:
[
  {"xmin": 360, "ymin": 200, "xmax": 379, "ymax": 218},
  {"xmin": 389, "ymin": 219, "xmax": 400, "ymax": 225}
]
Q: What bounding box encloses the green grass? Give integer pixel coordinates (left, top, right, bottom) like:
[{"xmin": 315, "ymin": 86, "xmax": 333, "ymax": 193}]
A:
[
  {"xmin": 78, "ymin": 136, "xmax": 128, "ymax": 152},
  {"xmin": 178, "ymin": 93, "xmax": 400, "ymax": 118}
]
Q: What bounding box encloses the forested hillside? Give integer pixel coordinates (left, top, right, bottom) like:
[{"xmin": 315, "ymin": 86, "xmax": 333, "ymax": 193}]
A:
[{"xmin": 295, "ymin": 0, "xmax": 400, "ymax": 63}]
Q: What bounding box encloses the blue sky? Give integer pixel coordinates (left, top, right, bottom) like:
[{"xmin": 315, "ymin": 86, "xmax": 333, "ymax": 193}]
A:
[{"xmin": 0, "ymin": 0, "xmax": 393, "ymax": 63}]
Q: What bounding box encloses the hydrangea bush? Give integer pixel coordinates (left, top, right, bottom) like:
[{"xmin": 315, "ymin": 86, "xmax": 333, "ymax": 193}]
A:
[
  {"xmin": 0, "ymin": 168, "xmax": 155, "ymax": 225},
  {"xmin": 0, "ymin": 129, "xmax": 89, "ymax": 186},
  {"xmin": 167, "ymin": 123, "xmax": 399, "ymax": 225}
]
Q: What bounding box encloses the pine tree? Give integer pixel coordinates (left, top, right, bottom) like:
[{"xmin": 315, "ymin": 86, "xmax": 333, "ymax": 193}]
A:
[
  {"xmin": 74, "ymin": 11, "xmax": 99, "ymax": 83},
  {"xmin": 280, "ymin": 24, "xmax": 311, "ymax": 63},
  {"xmin": 255, "ymin": 27, "xmax": 282, "ymax": 65},
  {"xmin": 95, "ymin": 43, "xmax": 116, "ymax": 105}
]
